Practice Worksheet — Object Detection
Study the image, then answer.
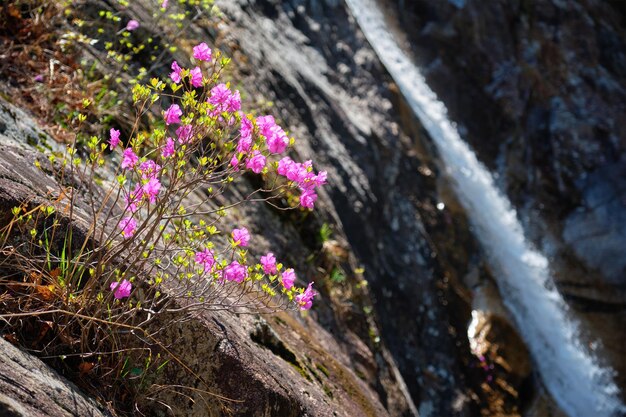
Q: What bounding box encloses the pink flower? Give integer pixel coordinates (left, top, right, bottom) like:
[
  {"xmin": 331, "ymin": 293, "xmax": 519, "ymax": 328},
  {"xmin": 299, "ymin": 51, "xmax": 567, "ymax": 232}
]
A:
[
  {"xmin": 285, "ymin": 161, "xmax": 307, "ymax": 183},
  {"xmin": 266, "ymin": 127, "xmax": 288, "ymax": 154},
  {"xmin": 190, "ymin": 66, "xmax": 203, "ymax": 87},
  {"xmin": 281, "ymin": 268, "xmax": 296, "ymax": 290},
  {"xmin": 119, "ymin": 217, "xmax": 137, "ymax": 239},
  {"xmin": 245, "ymin": 150, "xmax": 266, "ymax": 174},
  {"xmin": 162, "ymin": 137, "xmax": 175, "ymax": 158},
  {"xmin": 277, "ymin": 157, "xmax": 326, "ymax": 197},
  {"xmin": 295, "ymin": 282, "xmax": 316, "ymax": 310},
  {"xmin": 126, "ymin": 20, "xmax": 139, "ymax": 31},
  {"xmin": 34, "ymin": 74, "xmax": 44, "ymax": 82},
  {"xmin": 124, "ymin": 183, "xmax": 142, "ymax": 213},
  {"xmin": 231, "ymin": 227, "xmax": 250, "ymax": 247},
  {"xmin": 142, "ymin": 178, "xmax": 161, "ymax": 204},
  {"xmin": 121, "ymin": 148, "xmax": 139, "ymax": 169},
  {"xmin": 277, "ymin": 157, "xmax": 294, "ymax": 176},
  {"xmin": 109, "ymin": 128, "xmax": 121, "ymax": 149},
  {"xmin": 256, "ymin": 115, "xmax": 288, "ymax": 154},
  {"xmin": 299, "ymin": 189, "xmax": 317, "ymax": 209},
  {"xmin": 223, "ymin": 261, "xmax": 247, "ymax": 283},
  {"xmin": 209, "ymin": 83, "xmax": 231, "ymax": 107},
  {"xmin": 194, "ymin": 248, "xmax": 215, "ymax": 273},
  {"xmin": 139, "ymin": 160, "xmax": 161, "ymax": 180},
  {"xmin": 170, "ymin": 61, "xmax": 182, "ymax": 83},
  {"xmin": 240, "ymin": 116, "xmax": 253, "ymax": 141},
  {"xmin": 230, "ymin": 154, "xmax": 240, "ymax": 171},
  {"xmin": 110, "ymin": 279, "xmax": 132, "ymax": 299},
  {"xmin": 298, "ymin": 169, "xmax": 327, "ymax": 197},
  {"xmin": 277, "ymin": 157, "xmax": 326, "ymax": 206},
  {"xmin": 226, "ymin": 90, "xmax": 241, "ymax": 112},
  {"xmin": 164, "ymin": 104, "xmax": 182, "ymax": 125},
  {"xmin": 256, "ymin": 115, "xmax": 275, "ymax": 134},
  {"xmin": 161, "ymin": 0, "xmax": 168, "ymax": 8},
  {"xmin": 311, "ymin": 171, "xmax": 327, "ymax": 188},
  {"xmin": 192, "ymin": 42, "xmax": 212, "ymax": 61},
  {"xmin": 260, "ymin": 253, "xmax": 277, "ymax": 275},
  {"xmin": 237, "ymin": 135, "xmax": 252, "ymax": 153},
  {"xmin": 176, "ymin": 124, "xmax": 193, "ymax": 143}
]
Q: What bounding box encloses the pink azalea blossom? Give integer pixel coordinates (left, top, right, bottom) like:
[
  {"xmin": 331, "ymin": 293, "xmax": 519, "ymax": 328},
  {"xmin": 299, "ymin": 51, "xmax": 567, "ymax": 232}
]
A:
[
  {"xmin": 162, "ymin": 137, "xmax": 175, "ymax": 158},
  {"xmin": 260, "ymin": 252, "xmax": 277, "ymax": 275},
  {"xmin": 277, "ymin": 157, "xmax": 326, "ymax": 202},
  {"xmin": 109, "ymin": 128, "xmax": 121, "ymax": 149},
  {"xmin": 34, "ymin": 74, "xmax": 44, "ymax": 82},
  {"xmin": 311, "ymin": 171, "xmax": 328, "ymax": 188},
  {"xmin": 207, "ymin": 84, "xmax": 242, "ymax": 118},
  {"xmin": 284, "ymin": 160, "xmax": 307, "ymax": 183},
  {"xmin": 231, "ymin": 227, "xmax": 250, "ymax": 247},
  {"xmin": 142, "ymin": 178, "xmax": 161, "ymax": 204},
  {"xmin": 223, "ymin": 261, "xmax": 247, "ymax": 283},
  {"xmin": 164, "ymin": 104, "xmax": 182, "ymax": 125},
  {"xmin": 194, "ymin": 248, "xmax": 215, "ymax": 273},
  {"xmin": 266, "ymin": 127, "xmax": 289, "ymax": 154},
  {"xmin": 230, "ymin": 154, "xmax": 240, "ymax": 171},
  {"xmin": 256, "ymin": 115, "xmax": 288, "ymax": 154},
  {"xmin": 190, "ymin": 66, "xmax": 203, "ymax": 87},
  {"xmin": 226, "ymin": 90, "xmax": 241, "ymax": 112},
  {"xmin": 121, "ymin": 148, "xmax": 139, "ymax": 169},
  {"xmin": 110, "ymin": 279, "xmax": 132, "ymax": 299},
  {"xmin": 119, "ymin": 217, "xmax": 137, "ymax": 239},
  {"xmin": 170, "ymin": 61, "xmax": 182, "ymax": 83},
  {"xmin": 209, "ymin": 83, "xmax": 231, "ymax": 107},
  {"xmin": 237, "ymin": 135, "xmax": 252, "ymax": 153},
  {"xmin": 161, "ymin": 0, "xmax": 168, "ymax": 8},
  {"xmin": 176, "ymin": 124, "xmax": 193, "ymax": 143},
  {"xmin": 256, "ymin": 115, "xmax": 275, "ymax": 134},
  {"xmin": 299, "ymin": 189, "xmax": 317, "ymax": 209},
  {"xmin": 126, "ymin": 20, "xmax": 139, "ymax": 31},
  {"xmin": 240, "ymin": 116, "xmax": 253, "ymax": 141},
  {"xmin": 281, "ymin": 268, "xmax": 296, "ymax": 290},
  {"xmin": 245, "ymin": 150, "xmax": 266, "ymax": 174},
  {"xmin": 277, "ymin": 157, "xmax": 294, "ymax": 176},
  {"xmin": 139, "ymin": 160, "xmax": 161, "ymax": 180},
  {"xmin": 124, "ymin": 183, "xmax": 142, "ymax": 213},
  {"xmin": 295, "ymin": 282, "xmax": 316, "ymax": 310},
  {"xmin": 192, "ymin": 42, "xmax": 212, "ymax": 61}
]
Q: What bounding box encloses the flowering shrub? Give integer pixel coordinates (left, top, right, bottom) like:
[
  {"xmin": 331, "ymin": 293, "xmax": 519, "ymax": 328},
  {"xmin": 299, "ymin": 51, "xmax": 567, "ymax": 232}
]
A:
[
  {"xmin": 99, "ymin": 43, "xmax": 326, "ymax": 311},
  {"xmin": 0, "ymin": 34, "xmax": 326, "ymax": 412}
]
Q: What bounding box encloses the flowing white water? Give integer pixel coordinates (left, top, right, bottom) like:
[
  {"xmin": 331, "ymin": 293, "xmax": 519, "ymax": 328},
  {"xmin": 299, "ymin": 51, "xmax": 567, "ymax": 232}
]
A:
[{"xmin": 345, "ymin": 1, "xmax": 625, "ymax": 416}]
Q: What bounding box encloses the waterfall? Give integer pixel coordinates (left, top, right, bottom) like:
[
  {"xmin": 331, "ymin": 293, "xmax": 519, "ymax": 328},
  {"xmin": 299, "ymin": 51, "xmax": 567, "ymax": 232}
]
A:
[{"xmin": 344, "ymin": 1, "xmax": 625, "ymax": 416}]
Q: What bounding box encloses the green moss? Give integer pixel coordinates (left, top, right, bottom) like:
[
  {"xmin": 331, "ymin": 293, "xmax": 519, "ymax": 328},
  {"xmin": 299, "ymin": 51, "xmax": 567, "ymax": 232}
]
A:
[
  {"xmin": 316, "ymin": 363, "xmax": 330, "ymax": 378},
  {"xmin": 322, "ymin": 383, "xmax": 334, "ymax": 399},
  {"xmin": 291, "ymin": 362, "xmax": 311, "ymax": 382}
]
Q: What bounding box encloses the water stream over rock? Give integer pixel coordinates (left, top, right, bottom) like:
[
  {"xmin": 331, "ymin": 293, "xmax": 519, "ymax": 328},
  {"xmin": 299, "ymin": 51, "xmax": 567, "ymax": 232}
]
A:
[{"xmin": 345, "ymin": 1, "xmax": 626, "ymax": 416}]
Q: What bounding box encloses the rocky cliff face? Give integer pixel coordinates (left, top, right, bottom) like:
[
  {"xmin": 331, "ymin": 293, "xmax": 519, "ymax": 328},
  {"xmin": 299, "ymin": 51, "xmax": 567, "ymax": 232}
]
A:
[{"xmin": 0, "ymin": 337, "xmax": 111, "ymax": 417}]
